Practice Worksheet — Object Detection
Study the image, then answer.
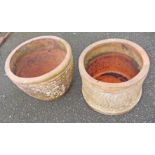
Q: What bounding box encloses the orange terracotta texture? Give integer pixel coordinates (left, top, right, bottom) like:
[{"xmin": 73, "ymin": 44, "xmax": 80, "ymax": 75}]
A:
[
  {"xmin": 79, "ymin": 39, "xmax": 150, "ymax": 115},
  {"xmin": 15, "ymin": 49, "xmax": 66, "ymax": 78},
  {"xmin": 86, "ymin": 52, "xmax": 139, "ymax": 83},
  {"xmin": 5, "ymin": 36, "xmax": 73, "ymax": 101}
]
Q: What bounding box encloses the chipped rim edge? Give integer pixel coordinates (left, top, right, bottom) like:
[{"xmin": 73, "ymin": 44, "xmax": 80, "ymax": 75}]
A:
[{"xmin": 5, "ymin": 36, "xmax": 72, "ymax": 84}]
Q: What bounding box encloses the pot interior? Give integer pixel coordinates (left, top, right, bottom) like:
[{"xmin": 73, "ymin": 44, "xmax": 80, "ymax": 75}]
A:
[
  {"xmin": 85, "ymin": 42, "xmax": 143, "ymax": 83},
  {"xmin": 10, "ymin": 38, "xmax": 67, "ymax": 78}
]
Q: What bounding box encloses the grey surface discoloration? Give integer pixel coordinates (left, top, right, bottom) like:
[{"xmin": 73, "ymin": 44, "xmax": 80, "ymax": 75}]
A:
[{"xmin": 0, "ymin": 32, "xmax": 155, "ymax": 123}]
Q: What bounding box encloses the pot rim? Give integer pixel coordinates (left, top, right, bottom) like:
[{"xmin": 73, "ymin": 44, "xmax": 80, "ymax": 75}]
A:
[
  {"xmin": 79, "ymin": 38, "xmax": 150, "ymax": 88},
  {"xmin": 5, "ymin": 36, "xmax": 72, "ymax": 84}
]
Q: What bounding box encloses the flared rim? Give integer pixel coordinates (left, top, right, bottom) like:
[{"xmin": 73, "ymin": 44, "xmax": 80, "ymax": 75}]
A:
[{"xmin": 5, "ymin": 36, "xmax": 72, "ymax": 84}]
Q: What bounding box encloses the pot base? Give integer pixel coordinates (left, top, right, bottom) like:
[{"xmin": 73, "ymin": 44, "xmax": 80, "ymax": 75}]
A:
[{"xmin": 82, "ymin": 88, "xmax": 142, "ymax": 115}]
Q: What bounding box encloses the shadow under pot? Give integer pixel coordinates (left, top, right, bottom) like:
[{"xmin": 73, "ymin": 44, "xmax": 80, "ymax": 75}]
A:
[
  {"xmin": 5, "ymin": 36, "xmax": 73, "ymax": 101},
  {"xmin": 79, "ymin": 39, "xmax": 150, "ymax": 115}
]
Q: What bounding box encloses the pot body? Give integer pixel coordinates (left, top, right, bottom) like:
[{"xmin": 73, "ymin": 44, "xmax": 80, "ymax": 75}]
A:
[
  {"xmin": 13, "ymin": 58, "xmax": 73, "ymax": 101},
  {"xmin": 79, "ymin": 39, "xmax": 150, "ymax": 115},
  {"xmin": 81, "ymin": 75, "xmax": 143, "ymax": 115},
  {"xmin": 5, "ymin": 36, "xmax": 73, "ymax": 101}
]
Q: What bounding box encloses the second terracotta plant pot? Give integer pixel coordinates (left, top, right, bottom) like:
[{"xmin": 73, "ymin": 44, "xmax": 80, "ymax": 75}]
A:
[
  {"xmin": 79, "ymin": 39, "xmax": 150, "ymax": 115},
  {"xmin": 5, "ymin": 36, "xmax": 73, "ymax": 101}
]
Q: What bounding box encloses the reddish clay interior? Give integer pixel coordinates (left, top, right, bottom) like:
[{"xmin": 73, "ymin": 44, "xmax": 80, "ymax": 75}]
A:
[
  {"xmin": 86, "ymin": 52, "xmax": 140, "ymax": 83},
  {"xmin": 14, "ymin": 48, "xmax": 66, "ymax": 78}
]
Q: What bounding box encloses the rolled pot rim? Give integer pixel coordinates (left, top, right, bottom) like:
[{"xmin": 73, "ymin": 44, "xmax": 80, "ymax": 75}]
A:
[
  {"xmin": 5, "ymin": 36, "xmax": 72, "ymax": 84},
  {"xmin": 79, "ymin": 38, "xmax": 150, "ymax": 89}
]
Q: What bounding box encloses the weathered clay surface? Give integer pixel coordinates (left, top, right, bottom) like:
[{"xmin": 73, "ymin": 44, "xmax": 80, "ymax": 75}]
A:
[
  {"xmin": 79, "ymin": 39, "xmax": 150, "ymax": 115},
  {"xmin": 82, "ymin": 77, "xmax": 143, "ymax": 115},
  {"xmin": 5, "ymin": 36, "xmax": 73, "ymax": 101},
  {"xmin": 15, "ymin": 59, "xmax": 73, "ymax": 100}
]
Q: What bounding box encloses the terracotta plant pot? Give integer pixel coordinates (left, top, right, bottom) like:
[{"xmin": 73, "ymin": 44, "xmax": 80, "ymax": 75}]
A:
[
  {"xmin": 79, "ymin": 39, "xmax": 150, "ymax": 115},
  {"xmin": 5, "ymin": 36, "xmax": 73, "ymax": 101}
]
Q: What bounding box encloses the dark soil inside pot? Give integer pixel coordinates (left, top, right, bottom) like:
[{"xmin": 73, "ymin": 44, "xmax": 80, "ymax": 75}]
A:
[
  {"xmin": 14, "ymin": 49, "xmax": 66, "ymax": 78},
  {"xmin": 86, "ymin": 52, "xmax": 140, "ymax": 83}
]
